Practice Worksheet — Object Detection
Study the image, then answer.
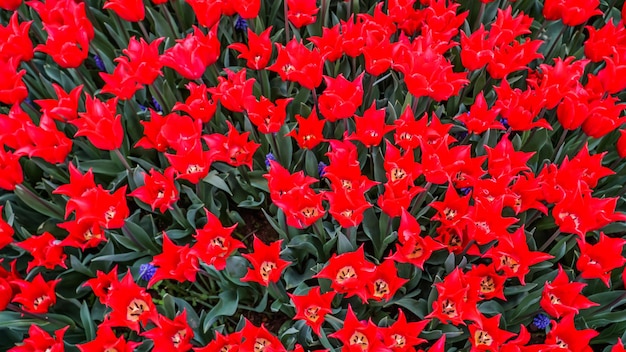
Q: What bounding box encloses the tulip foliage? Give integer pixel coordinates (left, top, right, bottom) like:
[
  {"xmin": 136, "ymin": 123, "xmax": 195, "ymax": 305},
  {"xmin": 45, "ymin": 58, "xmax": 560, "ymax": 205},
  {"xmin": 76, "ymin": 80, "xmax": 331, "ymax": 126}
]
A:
[{"xmin": 2, "ymin": 0, "xmax": 626, "ymax": 351}]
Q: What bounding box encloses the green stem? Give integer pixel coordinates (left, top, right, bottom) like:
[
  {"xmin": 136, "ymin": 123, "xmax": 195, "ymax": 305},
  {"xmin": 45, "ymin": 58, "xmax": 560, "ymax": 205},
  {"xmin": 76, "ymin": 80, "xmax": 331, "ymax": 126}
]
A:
[
  {"xmin": 160, "ymin": 4, "xmax": 178, "ymax": 38},
  {"xmin": 538, "ymin": 229, "xmax": 562, "ymax": 252},
  {"xmin": 409, "ymin": 182, "xmax": 432, "ymax": 217},
  {"xmin": 15, "ymin": 184, "xmax": 64, "ymax": 219},
  {"xmin": 284, "ymin": 0, "xmax": 290, "ymax": 43},
  {"xmin": 138, "ymin": 20, "xmax": 151, "ymax": 39},
  {"xmin": 551, "ymin": 128, "xmax": 569, "ymax": 163},
  {"xmin": 7, "ymin": 304, "xmax": 70, "ymax": 327},
  {"xmin": 544, "ymin": 24, "xmax": 567, "ymax": 63},
  {"xmin": 268, "ymin": 133, "xmax": 283, "ymax": 165},
  {"xmin": 113, "ymin": 148, "xmax": 132, "ymax": 172},
  {"xmin": 473, "ymin": 2, "xmax": 486, "ymax": 31},
  {"xmin": 590, "ymin": 291, "xmax": 626, "ymax": 314}
]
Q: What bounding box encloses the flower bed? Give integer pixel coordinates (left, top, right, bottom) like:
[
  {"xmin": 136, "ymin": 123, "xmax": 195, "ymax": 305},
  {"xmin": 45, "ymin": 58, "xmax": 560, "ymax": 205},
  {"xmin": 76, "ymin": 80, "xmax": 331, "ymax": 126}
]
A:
[{"xmin": 1, "ymin": 0, "xmax": 626, "ymax": 350}]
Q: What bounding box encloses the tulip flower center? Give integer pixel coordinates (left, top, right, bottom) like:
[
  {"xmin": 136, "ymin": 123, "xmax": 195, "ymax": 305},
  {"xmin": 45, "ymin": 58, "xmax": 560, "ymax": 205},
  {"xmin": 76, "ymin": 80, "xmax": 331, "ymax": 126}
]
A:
[
  {"xmin": 556, "ymin": 337, "xmax": 568, "ymax": 349},
  {"xmin": 448, "ymin": 233, "xmax": 462, "ymax": 247},
  {"xmin": 349, "ymin": 331, "xmax": 369, "ymax": 350},
  {"xmin": 260, "ymin": 261, "xmax": 277, "ymax": 282},
  {"xmin": 441, "ymin": 299, "xmax": 458, "ymax": 318},
  {"xmin": 282, "ymin": 64, "xmax": 295, "ymax": 75},
  {"xmin": 105, "ymin": 206, "xmax": 116, "ymax": 221},
  {"xmin": 171, "ymin": 329, "xmax": 187, "ymax": 348},
  {"xmin": 126, "ymin": 298, "xmax": 149, "ymax": 321},
  {"xmin": 480, "ymin": 276, "xmax": 495, "ymax": 294},
  {"xmin": 391, "ymin": 334, "xmax": 406, "ymax": 348},
  {"xmin": 557, "ymin": 212, "xmax": 580, "ymax": 231},
  {"xmin": 367, "ymin": 130, "xmax": 379, "ymax": 138},
  {"xmin": 390, "ymin": 167, "xmax": 407, "ymax": 182},
  {"xmin": 84, "ymin": 228, "xmax": 101, "ymax": 240},
  {"xmin": 398, "ymin": 132, "xmax": 413, "ymax": 142},
  {"xmin": 33, "ymin": 295, "xmax": 49, "ymax": 310},
  {"xmin": 499, "ymin": 255, "xmax": 520, "ymax": 273},
  {"xmin": 474, "ymin": 330, "xmax": 493, "ymax": 346},
  {"xmin": 254, "ymin": 338, "xmax": 271, "ymax": 352},
  {"xmin": 305, "ymin": 306, "xmax": 321, "ymax": 322},
  {"xmin": 341, "ymin": 179, "xmax": 353, "ymax": 190},
  {"xmin": 340, "ymin": 210, "xmax": 353, "ymax": 218},
  {"xmin": 373, "ymin": 279, "xmax": 390, "ymax": 298},
  {"xmin": 443, "ymin": 208, "xmax": 457, "ymax": 220},
  {"xmin": 336, "ymin": 266, "xmax": 357, "ymax": 283},
  {"xmin": 408, "ymin": 243, "xmax": 424, "ymax": 258},
  {"xmin": 475, "ymin": 221, "xmax": 490, "ymax": 233},
  {"xmin": 187, "ymin": 164, "xmax": 203, "ymax": 174},
  {"xmin": 210, "ymin": 236, "xmax": 227, "ymax": 250},
  {"xmin": 220, "ymin": 345, "xmax": 235, "ymax": 352},
  {"xmin": 549, "ymin": 293, "xmax": 562, "ymax": 305},
  {"xmin": 301, "ymin": 207, "xmax": 319, "ymax": 218},
  {"xmin": 104, "ymin": 349, "xmax": 118, "ymax": 352}
]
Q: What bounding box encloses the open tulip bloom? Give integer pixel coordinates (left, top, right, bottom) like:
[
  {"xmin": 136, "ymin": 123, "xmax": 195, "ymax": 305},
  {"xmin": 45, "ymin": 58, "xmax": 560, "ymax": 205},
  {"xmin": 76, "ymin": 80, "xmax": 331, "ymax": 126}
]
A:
[{"xmin": 2, "ymin": 0, "xmax": 626, "ymax": 351}]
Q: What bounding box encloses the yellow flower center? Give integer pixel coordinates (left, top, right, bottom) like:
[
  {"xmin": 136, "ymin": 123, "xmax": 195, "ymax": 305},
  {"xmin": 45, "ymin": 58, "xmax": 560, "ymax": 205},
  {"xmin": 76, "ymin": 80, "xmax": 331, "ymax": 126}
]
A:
[
  {"xmin": 349, "ymin": 332, "xmax": 369, "ymax": 350},
  {"xmin": 126, "ymin": 298, "xmax": 149, "ymax": 322},
  {"xmin": 254, "ymin": 338, "xmax": 271, "ymax": 352},
  {"xmin": 480, "ymin": 276, "xmax": 495, "ymax": 294},
  {"xmin": 474, "ymin": 329, "xmax": 493, "ymax": 346},
  {"xmin": 335, "ymin": 266, "xmax": 357, "ymax": 284},
  {"xmin": 373, "ymin": 279, "xmax": 390, "ymax": 298},
  {"xmin": 390, "ymin": 167, "xmax": 407, "ymax": 182},
  {"xmin": 391, "ymin": 334, "xmax": 406, "ymax": 348},
  {"xmin": 500, "ymin": 255, "xmax": 520, "ymax": 273},
  {"xmin": 301, "ymin": 207, "xmax": 319, "ymax": 218},
  {"xmin": 260, "ymin": 261, "xmax": 277, "ymax": 282},
  {"xmin": 33, "ymin": 295, "xmax": 49, "ymax": 310},
  {"xmin": 441, "ymin": 299, "xmax": 458, "ymax": 318},
  {"xmin": 305, "ymin": 306, "xmax": 321, "ymax": 322}
]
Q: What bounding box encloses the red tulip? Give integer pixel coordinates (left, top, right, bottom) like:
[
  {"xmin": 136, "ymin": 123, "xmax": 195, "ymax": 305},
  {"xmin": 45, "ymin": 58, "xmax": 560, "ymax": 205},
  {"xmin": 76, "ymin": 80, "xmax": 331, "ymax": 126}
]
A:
[
  {"xmin": 289, "ymin": 287, "xmax": 335, "ymax": 335},
  {"xmin": 35, "ymin": 25, "xmax": 90, "ymax": 68},
  {"xmin": 160, "ymin": 25, "xmax": 220, "ymax": 80},
  {"xmin": 329, "ymin": 306, "xmax": 389, "ymax": 351},
  {"xmin": 77, "ymin": 325, "xmax": 140, "ymax": 352},
  {"xmin": 103, "ymin": 271, "xmax": 157, "ymax": 332},
  {"xmin": 17, "ymin": 231, "xmax": 66, "ymax": 272},
  {"xmin": 192, "ymin": 208, "xmax": 244, "ymax": 271},
  {"xmin": 267, "ymin": 39, "xmax": 324, "ymax": 90},
  {"xmin": 208, "ymin": 68, "xmax": 255, "ymax": 113},
  {"xmin": 241, "ymin": 236, "xmax": 291, "ymax": 286},
  {"xmin": 314, "ymin": 247, "xmax": 376, "ymax": 302},
  {"xmin": 129, "ymin": 168, "xmax": 179, "ymax": 213},
  {"xmin": 0, "ymin": 149, "xmax": 23, "ymax": 191},
  {"xmin": 0, "ymin": 0, "xmax": 22, "ymax": 10},
  {"xmin": 286, "ymin": 108, "xmax": 326, "ymax": 149},
  {"xmin": 185, "ymin": 0, "xmax": 223, "ymax": 28},
  {"xmin": 203, "ymin": 121, "xmax": 260, "ymax": 170},
  {"xmin": 71, "ymin": 95, "xmax": 123, "ymax": 151},
  {"xmin": 103, "ymin": 0, "xmax": 145, "ymax": 22},
  {"xmin": 7, "ymin": 325, "xmax": 67, "ymax": 352},
  {"xmin": 34, "ymin": 84, "xmax": 83, "ymax": 122},
  {"xmin": 149, "ymin": 234, "xmax": 199, "ymax": 287},
  {"xmin": 318, "ymin": 73, "xmax": 364, "ymax": 122},
  {"xmin": 0, "ymin": 12, "xmax": 33, "ymax": 63},
  {"xmin": 142, "ymin": 311, "xmax": 194, "ymax": 352},
  {"xmin": 228, "ymin": 26, "xmax": 273, "ymax": 70},
  {"xmin": 543, "ymin": 0, "xmax": 602, "ymax": 26},
  {"xmin": 0, "ymin": 58, "xmax": 27, "ymax": 105},
  {"xmin": 287, "ymin": 0, "xmax": 318, "ymax": 28},
  {"xmin": 468, "ymin": 314, "xmax": 516, "ymax": 350},
  {"xmin": 172, "ymin": 82, "xmax": 217, "ymax": 123},
  {"xmin": 12, "ymin": 273, "xmax": 59, "ymax": 313}
]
